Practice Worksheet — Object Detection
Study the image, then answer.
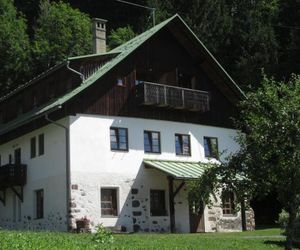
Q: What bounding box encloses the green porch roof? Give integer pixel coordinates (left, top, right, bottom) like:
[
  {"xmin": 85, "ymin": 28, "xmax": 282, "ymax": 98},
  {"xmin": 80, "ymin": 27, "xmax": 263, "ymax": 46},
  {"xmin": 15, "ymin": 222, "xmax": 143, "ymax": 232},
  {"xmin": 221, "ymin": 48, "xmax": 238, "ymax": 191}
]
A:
[{"xmin": 144, "ymin": 159, "xmax": 210, "ymax": 180}]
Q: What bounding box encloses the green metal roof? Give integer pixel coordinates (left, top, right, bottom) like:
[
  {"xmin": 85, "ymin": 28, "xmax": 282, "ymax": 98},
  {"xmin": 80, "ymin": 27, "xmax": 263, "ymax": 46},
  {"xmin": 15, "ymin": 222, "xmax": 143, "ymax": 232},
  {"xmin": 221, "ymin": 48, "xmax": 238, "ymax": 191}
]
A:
[
  {"xmin": 144, "ymin": 159, "xmax": 211, "ymax": 180},
  {"xmin": 0, "ymin": 14, "xmax": 245, "ymax": 136}
]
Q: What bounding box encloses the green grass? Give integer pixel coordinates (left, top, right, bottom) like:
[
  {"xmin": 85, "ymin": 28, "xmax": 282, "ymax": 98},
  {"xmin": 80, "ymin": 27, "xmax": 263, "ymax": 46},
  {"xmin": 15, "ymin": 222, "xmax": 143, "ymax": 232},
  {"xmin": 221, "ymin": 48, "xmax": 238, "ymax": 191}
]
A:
[{"xmin": 0, "ymin": 228, "xmax": 285, "ymax": 250}]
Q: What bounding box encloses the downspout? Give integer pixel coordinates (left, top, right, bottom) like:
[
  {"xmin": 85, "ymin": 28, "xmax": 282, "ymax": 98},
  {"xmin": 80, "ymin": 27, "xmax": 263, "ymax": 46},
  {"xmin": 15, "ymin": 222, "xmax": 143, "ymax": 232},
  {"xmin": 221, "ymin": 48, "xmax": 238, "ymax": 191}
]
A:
[
  {"xmin": 66, "ymin": 61, "xmax": 85, "ymax": 81},
  {"xmin": 45, "ymin": 110, "xmax": 72, "ymax": 231}
]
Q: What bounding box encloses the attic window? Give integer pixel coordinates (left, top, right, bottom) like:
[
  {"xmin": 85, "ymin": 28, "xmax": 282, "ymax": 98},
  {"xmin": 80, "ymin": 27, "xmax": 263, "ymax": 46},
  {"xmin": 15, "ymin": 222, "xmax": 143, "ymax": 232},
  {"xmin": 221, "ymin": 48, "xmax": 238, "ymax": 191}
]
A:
[
  {"xmin": 97, "ymin": 22, "xmax": 100, "ymax": 28},
  {"xmin": 117, "ymin": 77, "xmax": 126, "ymax": 87}
]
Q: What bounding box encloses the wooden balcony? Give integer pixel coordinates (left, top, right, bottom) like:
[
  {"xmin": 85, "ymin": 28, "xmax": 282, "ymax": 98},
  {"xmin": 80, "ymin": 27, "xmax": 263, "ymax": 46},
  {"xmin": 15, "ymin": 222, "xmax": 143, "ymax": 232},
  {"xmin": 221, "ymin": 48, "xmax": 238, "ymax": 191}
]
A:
[
  {"xmin": 0, "ymin": 163, "xmax": 27, "ymax": 188},
  {"xmin": 136, "ymin": 81, "xmax": 210, "ymax": 112}
]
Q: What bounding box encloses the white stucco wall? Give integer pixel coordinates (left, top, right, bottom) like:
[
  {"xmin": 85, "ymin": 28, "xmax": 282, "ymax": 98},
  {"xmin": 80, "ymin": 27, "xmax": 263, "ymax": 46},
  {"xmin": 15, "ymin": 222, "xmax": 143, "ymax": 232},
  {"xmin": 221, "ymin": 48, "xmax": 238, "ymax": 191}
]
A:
[
  {"xmin": 0, "ymin": 119, "xmax": 68, "ymax": 231},
  {"xmin": 69, "ymin": 114, "xmax": 241, "ymax": 233}
]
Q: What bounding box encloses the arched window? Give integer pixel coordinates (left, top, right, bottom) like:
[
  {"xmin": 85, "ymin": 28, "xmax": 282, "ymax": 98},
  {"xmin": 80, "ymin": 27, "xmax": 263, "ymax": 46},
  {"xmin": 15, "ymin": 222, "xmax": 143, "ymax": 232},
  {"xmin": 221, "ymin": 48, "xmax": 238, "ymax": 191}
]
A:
[{"xmin": 222, "ymin": 190, "xmax": 235, "ymax": 215}]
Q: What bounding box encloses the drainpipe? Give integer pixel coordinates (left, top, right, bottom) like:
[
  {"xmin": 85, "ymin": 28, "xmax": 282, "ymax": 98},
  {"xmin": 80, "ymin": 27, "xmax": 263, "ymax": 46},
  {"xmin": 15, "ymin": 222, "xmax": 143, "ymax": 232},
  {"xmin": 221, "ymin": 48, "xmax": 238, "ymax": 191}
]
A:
[
  {"xmin": 45, "ymin": 110, "xmax": 72, "ymax": 231},
  {"xmin": 66, "ymin": 61, "xmax": 85, "ymax": 81}
]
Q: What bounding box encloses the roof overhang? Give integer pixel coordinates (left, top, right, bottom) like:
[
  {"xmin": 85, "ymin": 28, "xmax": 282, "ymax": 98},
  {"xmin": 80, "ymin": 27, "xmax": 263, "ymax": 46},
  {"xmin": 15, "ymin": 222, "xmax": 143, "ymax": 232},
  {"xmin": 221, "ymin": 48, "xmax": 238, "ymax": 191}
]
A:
[{"xmin": 143, "ymin": 159, "xmax": 211, "ymax": 180}]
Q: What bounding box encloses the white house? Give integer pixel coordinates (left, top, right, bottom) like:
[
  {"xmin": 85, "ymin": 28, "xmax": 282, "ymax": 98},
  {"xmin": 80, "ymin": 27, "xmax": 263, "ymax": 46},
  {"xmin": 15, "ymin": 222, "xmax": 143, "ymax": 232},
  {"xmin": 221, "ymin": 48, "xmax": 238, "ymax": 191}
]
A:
[{"xmin": 0, "ymin": 15, "xmax": 255, "ymax": 233}]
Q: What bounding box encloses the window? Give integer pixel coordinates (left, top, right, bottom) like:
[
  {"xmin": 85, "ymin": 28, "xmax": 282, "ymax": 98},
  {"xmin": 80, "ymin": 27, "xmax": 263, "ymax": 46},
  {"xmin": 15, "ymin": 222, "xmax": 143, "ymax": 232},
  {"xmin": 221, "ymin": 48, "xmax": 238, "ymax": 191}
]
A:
[
  {"xmin": 14, "ymin": 148, "xmax": 21, "ymax": 164},
  {"xmin": 116, "ymin": 77, "xmax": 126, "ymax": 87},
  {"xmin": 30, "ymin": 137, "xmax": 36, "ymax": 158},
  {"xmin": 175, "ymin": 134, "xmax": 191, "ymax": 156},
  {"xmin": 35, "ymin": 189, "xmax": 44, "ymax": 219},
  {"xmin": 222, "ymin": 191, "xmax": 235, "ymax": 216},
  {"xmin": 204, "ymin": 137, "xmax": 218, "ymax": 158},
  {"xmin": 144, "ymin": 131, "xmax": 161, "ymax": 153},
  {"xmin": 101, "ymin": 188, "xmax": 118, "ymax": 216},
  {"xmin": 150, "ymin": 190, "xmax": 166, "ymax": 216},
  {"xmin": 38, "ymin": 134, "xmax": 44, "ymax": 156},
  {"xmin": 110, "ymin": 127, "xmax": 128, "ymax": 151}
]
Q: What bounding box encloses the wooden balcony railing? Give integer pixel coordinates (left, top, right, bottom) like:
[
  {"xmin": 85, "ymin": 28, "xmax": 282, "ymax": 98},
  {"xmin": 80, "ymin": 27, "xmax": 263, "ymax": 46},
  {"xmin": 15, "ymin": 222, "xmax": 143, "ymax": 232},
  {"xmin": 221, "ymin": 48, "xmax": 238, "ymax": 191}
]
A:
[
  {"xmin": 136, "ymin": 81, "xmax": 210, "ymax": 112},
  {"xmin": 0, "ymin": 163, "xmax": 27, "ymax": 188}
]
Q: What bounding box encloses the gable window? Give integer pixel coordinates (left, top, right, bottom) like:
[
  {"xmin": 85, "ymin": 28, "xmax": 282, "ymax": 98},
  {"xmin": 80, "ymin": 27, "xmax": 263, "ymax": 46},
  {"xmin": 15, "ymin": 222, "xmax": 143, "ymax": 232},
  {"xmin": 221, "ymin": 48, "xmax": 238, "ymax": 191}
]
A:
[
  {"xmin": 116, "ymin": 77, "xmax": 126, "ymax": 87},
  {"xmin": 38, "ymin": 134, "xmax": 44, "ymax": 156},
  {"xmin": 101, "ymin": 188, "xmax": 118, "ymax": 216},
  {"xmin": 30, "ymin": 137, "xmax": 36, "ymax": 158},
  {"xmin": 222, "ymin": 191, "xmax": 235, "ymax": 216},
  {"xmin": 35, "ymin": 189, "xmax": 44, "ymax": 219},
  {"xmin": 204, "ymin": 137, "xmax": 218, "ymax": 158},
  {"xmin": 14, "ymin": 148, "xmax": 21, "ymax": 164},
  {"xmin": 175, "ymin": 134, "xmax": 191, "ymax": 156},
  {"xmin": 110, "ymin": 127, "xmax": 128, "ymax": 151},
  {"xmin": 144, "ymin": 131, "xmax": 161, "ymax": 153},
  {"xmin": 150, "ymin": 190, "xmax": 167, "ymax": 216}
]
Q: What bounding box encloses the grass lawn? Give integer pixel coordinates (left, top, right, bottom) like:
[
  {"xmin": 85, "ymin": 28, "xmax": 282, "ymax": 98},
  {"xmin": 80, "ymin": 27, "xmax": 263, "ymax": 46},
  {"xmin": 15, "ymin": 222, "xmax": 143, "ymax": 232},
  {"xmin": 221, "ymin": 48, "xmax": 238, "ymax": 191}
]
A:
[{"xmin": 0, "ymin": 228, "xmax": 285, "ymax": 250}]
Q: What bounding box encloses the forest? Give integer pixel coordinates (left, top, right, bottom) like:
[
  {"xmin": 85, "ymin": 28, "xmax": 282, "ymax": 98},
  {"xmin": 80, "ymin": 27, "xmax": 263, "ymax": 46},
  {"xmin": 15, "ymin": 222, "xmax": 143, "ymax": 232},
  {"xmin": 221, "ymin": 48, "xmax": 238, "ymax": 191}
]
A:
[{"xmin": 1, "ymin": 0, "xmax": 300, "ymax": 94}]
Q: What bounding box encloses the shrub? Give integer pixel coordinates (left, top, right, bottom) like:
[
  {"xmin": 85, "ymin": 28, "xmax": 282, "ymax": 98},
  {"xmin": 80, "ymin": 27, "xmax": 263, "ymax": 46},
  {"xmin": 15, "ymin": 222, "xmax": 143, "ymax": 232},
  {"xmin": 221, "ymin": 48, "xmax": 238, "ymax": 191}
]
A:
[{"xmin": 92, "ymin": 224, "xmax": 114, "ymax": 245}]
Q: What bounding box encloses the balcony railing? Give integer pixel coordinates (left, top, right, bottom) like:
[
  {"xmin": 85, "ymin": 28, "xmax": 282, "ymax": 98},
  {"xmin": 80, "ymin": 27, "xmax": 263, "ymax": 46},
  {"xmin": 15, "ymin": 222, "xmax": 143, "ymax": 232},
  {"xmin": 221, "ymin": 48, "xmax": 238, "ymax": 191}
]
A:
[
  {"xmin": 0, "ymin": 163, "xmax": 27, "ymax": 188},
  {"xmin": 136, "ymin": 81, "xmax": 210, "ymax": 112}
]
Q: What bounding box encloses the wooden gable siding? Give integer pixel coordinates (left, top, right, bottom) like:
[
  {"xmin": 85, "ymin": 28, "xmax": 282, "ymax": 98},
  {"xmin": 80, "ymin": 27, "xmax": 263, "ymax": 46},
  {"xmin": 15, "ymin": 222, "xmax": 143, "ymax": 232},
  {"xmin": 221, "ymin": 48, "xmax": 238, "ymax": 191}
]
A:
[
  {"xmin": 0, "ymin": 67, "xmax": 79, "ymax": 125},
  {"xmin": 67, "ymin": 30, "xmax": 236, "ymax": 128}
]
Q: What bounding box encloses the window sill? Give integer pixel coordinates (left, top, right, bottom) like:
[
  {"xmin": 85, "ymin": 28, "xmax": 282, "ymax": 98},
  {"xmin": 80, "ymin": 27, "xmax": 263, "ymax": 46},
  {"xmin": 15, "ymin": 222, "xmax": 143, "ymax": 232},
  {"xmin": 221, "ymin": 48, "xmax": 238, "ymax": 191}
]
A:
[
  {"xmin": 144, "ymin": 151, "xmax": 161, "ymax": 154},
  {"xmin": 222, "ymin": 214, "xmax": 238, "ymax": 218},
  {"xmin": 111, "ymin": 149, "xmax": 129, "ymax": 152},
  {"xmin": 101, "ymin": 215, "xmax": 118, "ymax": 218}
]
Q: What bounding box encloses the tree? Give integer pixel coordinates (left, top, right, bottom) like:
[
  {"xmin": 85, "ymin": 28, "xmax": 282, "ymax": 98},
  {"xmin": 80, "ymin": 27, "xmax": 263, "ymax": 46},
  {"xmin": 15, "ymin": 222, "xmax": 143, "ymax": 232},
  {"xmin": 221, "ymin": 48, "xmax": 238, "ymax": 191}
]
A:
[
  {"xmin": 32, "ymin": 0, "xmax": 92, "ymax": 75},
  {"xmin": 202, "ymin": 75, "xmax": 300, "ymax": 249},
  {"xmin": 108, "ymin": 26, "xmax": 136, "ymax": 50},
  {"xmin": 0, "ymin": 0, "xmax": 30, "ymax": 92},
  {"xmin": 147, "ymin": 0, "xmax": 279, "ymax": 89}
]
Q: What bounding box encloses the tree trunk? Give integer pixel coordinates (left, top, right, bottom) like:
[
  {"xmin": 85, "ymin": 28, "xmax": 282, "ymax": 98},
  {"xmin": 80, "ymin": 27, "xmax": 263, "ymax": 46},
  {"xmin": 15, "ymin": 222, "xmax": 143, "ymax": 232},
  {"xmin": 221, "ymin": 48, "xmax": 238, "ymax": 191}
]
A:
[{"xmin": 286, "ymin": 208, "xmax": 297, "ymax": 250}]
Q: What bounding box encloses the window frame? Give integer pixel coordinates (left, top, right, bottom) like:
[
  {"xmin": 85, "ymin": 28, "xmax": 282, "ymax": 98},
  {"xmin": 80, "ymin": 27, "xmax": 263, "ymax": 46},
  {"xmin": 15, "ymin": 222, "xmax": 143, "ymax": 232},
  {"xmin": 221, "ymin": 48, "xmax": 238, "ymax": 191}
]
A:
[
  {"xmin": 144, "ymin": 130, "xmax": 161, "ymax": 154},
  {"xmin": 110, "ymin": 127, "xmax": 129, "ymax": 151},
  {"xmin": 35, "ymin": 189, "xmax": 44, "ymax": 219},
  {"xmin": 222, "ymin": 191, "xmax": 236, "ymax": 216},
  {"xmin": 150, "ymin": 189, "xmax": 167, "ymax": 216},
  {"xmin": 100, "ymin": 188, "xmax": 118, "ymax": 217},
  {"xmin": 30, "ymin": 137, "xmax": 36, "ymax": 159},
  {"xmin": 204, "ymin": 136, "xmax": 219, "ymax": 159},
  {"xmin": 175, "ymin": 133, "xmax": 191, "ymax": 156}
]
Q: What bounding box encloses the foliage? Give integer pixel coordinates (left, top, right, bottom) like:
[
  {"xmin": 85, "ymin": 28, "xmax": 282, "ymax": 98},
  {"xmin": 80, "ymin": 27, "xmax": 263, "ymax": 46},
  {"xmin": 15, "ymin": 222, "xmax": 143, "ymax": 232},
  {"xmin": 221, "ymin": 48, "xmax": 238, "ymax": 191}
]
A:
[
  {"xmin": 147, "ymin": 0, "xmax": 279, "ymax": 89},
  {"xmin": 278, "ymin": 209, "xmax": 300, "ymax": 242},
  {"xmin": 0, "ymin": 0, "xmax": 30, "ymax": 92},
  {"xmin": 31, "ymin": 0, "xmax": 92, "ymax": 75},
  {"xmin": 0, "ymin": 228, "xmax": 284, "ymax": 249},
  {"xmin": 228, "ymin": 75, "xmax": 300, "ymax": 249},
  {"xmin": 92, "ymin": 224, "xmax": 114, "ymax": 245},
  {"xmin": 108, "ymin": 26, "xmax": 136, "ymax": 50}
]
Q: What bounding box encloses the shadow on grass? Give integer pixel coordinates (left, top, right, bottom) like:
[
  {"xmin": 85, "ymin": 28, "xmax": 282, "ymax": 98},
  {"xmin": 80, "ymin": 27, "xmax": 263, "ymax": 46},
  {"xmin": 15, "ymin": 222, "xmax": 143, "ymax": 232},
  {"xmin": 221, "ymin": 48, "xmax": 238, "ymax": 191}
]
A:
[{"xmin": 264, "ymin": 240, "xmax": 300, "ymax": 249}]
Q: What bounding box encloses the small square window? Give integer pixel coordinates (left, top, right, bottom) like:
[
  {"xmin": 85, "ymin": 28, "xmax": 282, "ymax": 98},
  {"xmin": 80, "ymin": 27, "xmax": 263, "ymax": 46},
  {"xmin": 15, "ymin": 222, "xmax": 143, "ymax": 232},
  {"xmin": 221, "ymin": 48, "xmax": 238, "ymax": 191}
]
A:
[
  {"xmin": 175, "ymin": 134, "xmax": 191, "ymax": 156},
  {"xmin": 101, "ymin": 188, "xmax": 118, "ymax": 216},
  {"xmin": 144, "ymin": 131, "xmax": 161, "ymax": 153},
  {"xmin": 35, "ymin": 189, "xmax": 44, "ymax": 219},
  {"xmin": 110, "ymin": 127, "xmax": 128, "ymax": 151},
  {"xmin": 150, "ymin": 190, "xmax": 167, "ymax": 216},
  {"xmin": 204, "ymin": 137, "xmax": 218, "ymax": 158},
  {"xmin": 117, "ymin": 78, "xmax": 126, "ymax": 87}
]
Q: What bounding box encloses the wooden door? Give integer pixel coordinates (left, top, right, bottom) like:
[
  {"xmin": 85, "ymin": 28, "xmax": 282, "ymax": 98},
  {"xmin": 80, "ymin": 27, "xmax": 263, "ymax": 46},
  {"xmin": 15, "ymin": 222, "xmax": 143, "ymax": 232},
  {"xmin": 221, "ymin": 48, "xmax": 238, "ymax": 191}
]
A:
[{"xmin": 189, "ymin": 201, "xmax": 205, "ymax": 233}]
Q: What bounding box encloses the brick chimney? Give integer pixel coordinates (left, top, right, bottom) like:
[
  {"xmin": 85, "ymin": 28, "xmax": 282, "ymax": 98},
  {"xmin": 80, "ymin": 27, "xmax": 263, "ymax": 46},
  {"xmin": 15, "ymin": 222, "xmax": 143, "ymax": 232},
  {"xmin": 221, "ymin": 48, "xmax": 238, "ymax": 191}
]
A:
[{"xmin": 92, "ymin": 18, "xmax": 107, "ymax": 54}]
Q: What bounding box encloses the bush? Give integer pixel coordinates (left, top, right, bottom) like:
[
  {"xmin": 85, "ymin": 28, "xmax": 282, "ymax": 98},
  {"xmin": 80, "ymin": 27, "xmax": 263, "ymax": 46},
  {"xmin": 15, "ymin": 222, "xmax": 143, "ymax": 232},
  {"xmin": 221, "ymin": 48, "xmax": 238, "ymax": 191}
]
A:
[
  {"xmin": 278, "ymin": 209, "xmax": 300, "ymax": 241},
  {"xmin": 92, "ymin": 224, "xmax": 114, "ymax": 245}
]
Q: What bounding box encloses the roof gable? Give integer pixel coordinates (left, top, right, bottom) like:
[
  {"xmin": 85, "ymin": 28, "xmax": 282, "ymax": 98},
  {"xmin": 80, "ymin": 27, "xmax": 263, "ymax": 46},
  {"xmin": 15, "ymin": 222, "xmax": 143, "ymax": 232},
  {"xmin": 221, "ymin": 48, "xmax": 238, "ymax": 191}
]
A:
[{"xmin": 0, "ymin": 14, "xmax": 244, "ymax": 135}]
